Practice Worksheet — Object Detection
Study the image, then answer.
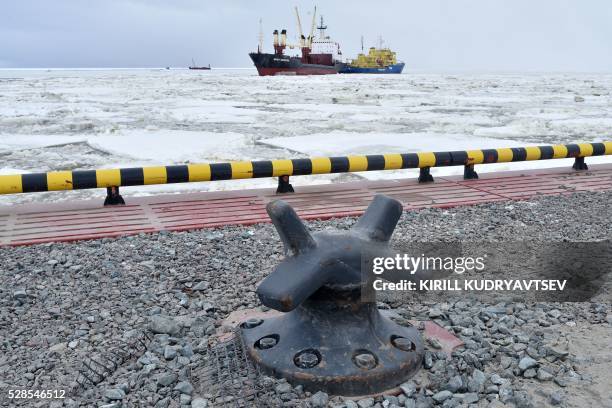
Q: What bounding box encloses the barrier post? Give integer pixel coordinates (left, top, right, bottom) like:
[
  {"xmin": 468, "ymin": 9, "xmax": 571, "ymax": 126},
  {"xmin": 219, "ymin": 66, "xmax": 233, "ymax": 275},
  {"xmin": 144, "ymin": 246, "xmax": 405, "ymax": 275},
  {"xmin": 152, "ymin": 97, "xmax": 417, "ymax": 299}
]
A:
[
  {"xmin": 276, "ymin": 175, "xmax": 294, "ymax": 193},
  {"xmin": 464, "ymin": 164, "xmax": 479, "ymax": 180},
  {"xmin": 418, "ymin": 167, "xmax": 434, "ymax": 183},
  {"xmin": 573, "ymin": 157, "xmax": 588, "ymax": 171},
  {"xmin": 103, "ymin": 186, "xmax": 125, "ymax": 206}
]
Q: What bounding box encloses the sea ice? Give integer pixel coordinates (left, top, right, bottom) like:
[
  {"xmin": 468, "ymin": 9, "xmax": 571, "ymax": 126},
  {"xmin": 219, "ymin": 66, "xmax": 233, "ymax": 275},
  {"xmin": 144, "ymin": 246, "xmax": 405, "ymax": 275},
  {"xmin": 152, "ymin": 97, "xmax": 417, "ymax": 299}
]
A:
[{"xmin": 0, "ymin": 69, "xmax": 610, "ymax": 204}]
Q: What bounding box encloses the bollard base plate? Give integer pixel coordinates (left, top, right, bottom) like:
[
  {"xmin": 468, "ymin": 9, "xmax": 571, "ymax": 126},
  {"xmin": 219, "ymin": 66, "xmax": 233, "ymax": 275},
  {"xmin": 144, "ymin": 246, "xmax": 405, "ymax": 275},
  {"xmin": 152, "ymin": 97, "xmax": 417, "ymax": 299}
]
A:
[{"xmin": 240, "ymin": 298, "xmax": 424, "ymax": 396}]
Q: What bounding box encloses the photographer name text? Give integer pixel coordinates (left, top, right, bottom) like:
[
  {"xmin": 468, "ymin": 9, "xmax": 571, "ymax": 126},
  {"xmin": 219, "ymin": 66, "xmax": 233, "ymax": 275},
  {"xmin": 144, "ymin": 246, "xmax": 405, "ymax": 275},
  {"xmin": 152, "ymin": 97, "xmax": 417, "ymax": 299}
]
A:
[{"xmin": 373, "ymin": 279, "xmax": 567, "ymax": 292}]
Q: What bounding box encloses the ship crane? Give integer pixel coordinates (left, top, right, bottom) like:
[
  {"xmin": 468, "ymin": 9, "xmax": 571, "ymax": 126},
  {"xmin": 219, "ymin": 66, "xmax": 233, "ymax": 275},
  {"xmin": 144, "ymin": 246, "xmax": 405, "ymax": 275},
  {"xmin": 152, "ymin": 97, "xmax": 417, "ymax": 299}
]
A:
[
  {"xmin": 308, "ymin": 6, "xmax": 317, "ymax": 48},
  {"xmin": 294, "ymin": 6, "xmax": 305, "ymax": 48}
]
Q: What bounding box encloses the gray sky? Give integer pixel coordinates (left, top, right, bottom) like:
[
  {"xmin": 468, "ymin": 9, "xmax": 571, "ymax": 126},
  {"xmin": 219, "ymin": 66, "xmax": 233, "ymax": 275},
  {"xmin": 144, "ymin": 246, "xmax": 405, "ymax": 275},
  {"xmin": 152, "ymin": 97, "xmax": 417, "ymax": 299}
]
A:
[{"xmin": 2, "ymin": 0, "xmax": 611, "ymax": 71}]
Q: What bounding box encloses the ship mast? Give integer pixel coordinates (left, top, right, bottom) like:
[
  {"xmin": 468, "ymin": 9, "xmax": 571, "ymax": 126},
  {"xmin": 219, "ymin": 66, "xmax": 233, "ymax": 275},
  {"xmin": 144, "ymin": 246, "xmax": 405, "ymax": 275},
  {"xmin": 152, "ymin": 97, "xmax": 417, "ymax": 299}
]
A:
[
  {"xmin": 317, "ymin": 15, "xmax": 327, "ymax": 38},
  {"xmin": 258, "ymin": 18, "xmax": 264, "ymax": 53}
]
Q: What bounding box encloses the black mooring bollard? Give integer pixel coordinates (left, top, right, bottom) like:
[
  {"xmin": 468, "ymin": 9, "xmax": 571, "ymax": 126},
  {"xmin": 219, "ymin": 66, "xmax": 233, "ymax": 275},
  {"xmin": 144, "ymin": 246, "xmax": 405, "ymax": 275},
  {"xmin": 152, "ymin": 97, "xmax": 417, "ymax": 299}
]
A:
[
  {"xmin": 241, "ymin": 194, "xmax": 424, "ymax": 396},
  {"xmin": 103, "ymin": 186, "xmax": 125, "ymax": 206}
]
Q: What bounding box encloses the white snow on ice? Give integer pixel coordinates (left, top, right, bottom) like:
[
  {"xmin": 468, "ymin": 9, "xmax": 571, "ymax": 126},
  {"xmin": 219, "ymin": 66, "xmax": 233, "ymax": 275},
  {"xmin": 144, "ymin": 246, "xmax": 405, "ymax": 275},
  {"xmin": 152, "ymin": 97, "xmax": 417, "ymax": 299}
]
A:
[
  {"xmin": 263, "ymin": 131, "xmax": 525, "ymax": 156},
  {"xmin": 88, "ymin": 130, "xmax": 249, "ymax": 163},
  {"xmin": 0, "ymin": 134, "xmax": 84, "ymax": 151}
]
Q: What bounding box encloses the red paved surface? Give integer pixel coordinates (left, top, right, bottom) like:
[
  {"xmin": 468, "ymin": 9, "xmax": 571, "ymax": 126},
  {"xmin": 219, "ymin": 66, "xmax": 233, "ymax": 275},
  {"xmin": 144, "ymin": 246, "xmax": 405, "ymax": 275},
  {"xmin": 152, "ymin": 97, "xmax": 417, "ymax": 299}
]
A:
[{"xmin": 1, "ymin": 164, "xmax": 611, "ymax": 246}]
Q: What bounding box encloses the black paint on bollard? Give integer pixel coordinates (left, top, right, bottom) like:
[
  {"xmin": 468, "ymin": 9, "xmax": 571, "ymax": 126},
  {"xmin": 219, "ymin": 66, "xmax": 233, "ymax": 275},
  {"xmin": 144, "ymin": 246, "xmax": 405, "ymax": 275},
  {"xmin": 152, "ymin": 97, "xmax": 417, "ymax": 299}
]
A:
[{"xmin": 241, "ymin": 194, "xmax": 424, "ymax": 396}]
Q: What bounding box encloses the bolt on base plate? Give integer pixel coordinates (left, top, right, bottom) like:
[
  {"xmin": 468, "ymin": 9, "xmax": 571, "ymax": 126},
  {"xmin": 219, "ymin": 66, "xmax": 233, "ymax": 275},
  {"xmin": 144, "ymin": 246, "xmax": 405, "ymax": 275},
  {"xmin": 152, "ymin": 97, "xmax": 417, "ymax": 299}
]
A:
[{"xmin": 240, "ymin": 292, "xmax": 424, "ymax": 396}]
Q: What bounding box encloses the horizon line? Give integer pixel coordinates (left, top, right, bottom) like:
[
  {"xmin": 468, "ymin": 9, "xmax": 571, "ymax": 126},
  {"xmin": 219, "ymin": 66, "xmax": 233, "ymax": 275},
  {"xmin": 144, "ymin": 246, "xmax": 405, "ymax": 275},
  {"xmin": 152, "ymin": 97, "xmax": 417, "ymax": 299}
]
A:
[{"xmin": 2, "ymin": 67, "xmax": 612, "ymax": 75}]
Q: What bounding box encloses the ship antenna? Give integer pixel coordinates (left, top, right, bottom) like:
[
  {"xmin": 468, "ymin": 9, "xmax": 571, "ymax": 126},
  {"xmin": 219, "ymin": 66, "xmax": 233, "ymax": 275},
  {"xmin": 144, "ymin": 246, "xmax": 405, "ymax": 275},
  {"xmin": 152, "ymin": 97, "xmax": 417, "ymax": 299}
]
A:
[
  {"xmin": 318, "ymin": 15, "xmax": 327, "ymax": 38},
  {"xmin": 258, "ymin": 18, "xmax": 264, "ymax": 53},
  {"xmin": 360, "ymin": 35, "xmax": 364, "ymax": 52}
]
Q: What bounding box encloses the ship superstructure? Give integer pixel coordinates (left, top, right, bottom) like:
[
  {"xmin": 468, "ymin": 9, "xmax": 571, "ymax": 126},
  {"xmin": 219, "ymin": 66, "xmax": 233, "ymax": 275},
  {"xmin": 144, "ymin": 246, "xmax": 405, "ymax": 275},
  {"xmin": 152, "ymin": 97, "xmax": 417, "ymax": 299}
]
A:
[
  {"xmin": 249, "ymin": 7, "xmax": 341, "ymax": 76},
  {"xmin": 309, "ymin": 16, "xmax": 342, "ymax": 64}
]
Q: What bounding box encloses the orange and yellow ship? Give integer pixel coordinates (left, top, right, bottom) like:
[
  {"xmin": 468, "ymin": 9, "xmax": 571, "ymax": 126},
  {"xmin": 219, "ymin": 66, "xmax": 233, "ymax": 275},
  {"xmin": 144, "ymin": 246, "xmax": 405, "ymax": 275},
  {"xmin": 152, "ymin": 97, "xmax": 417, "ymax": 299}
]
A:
[{"xmin": 337, "ymin": 37, "xmax": 405, "ymax": 74}]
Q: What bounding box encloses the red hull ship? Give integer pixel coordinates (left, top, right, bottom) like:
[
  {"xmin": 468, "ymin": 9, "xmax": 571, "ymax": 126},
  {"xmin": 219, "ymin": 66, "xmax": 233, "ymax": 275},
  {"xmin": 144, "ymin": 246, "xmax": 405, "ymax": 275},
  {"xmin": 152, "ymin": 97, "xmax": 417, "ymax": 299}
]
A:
[
  {"xmin": 250, "ymin": 8, "xmax": 341, "ymax": 76},
  {"xmin": 249, "ymin": 52, "xmax": 338, "ymax": 76}
]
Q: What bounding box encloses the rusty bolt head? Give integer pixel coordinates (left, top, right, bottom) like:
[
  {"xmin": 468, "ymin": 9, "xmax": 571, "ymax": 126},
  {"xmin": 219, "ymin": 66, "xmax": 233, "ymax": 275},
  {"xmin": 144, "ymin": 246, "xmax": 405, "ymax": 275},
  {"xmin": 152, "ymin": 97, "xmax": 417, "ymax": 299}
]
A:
[
  {"xmin": 353, "ymin": 352, "xmax": 377, "ymax": 370},
  {"xmin": 242, "ymin": 318, "xmax": 263, "ymax": 329},
  {"xmin": 294, "ymin": 351, "xmax": 320, "ymax": 369},
  {"xmin": 257, "ymin": 336, "xmax": 277, "ymax": 349},
  {"xmin": 392, "ymin": 336, "xmax": 415, "ymax": 352}
]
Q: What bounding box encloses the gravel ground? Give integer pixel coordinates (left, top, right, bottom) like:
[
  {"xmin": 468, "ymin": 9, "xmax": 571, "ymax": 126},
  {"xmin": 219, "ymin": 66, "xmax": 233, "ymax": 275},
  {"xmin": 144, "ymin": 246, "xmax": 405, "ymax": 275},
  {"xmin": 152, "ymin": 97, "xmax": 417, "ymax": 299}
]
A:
[{"xmin": 0, "ymin": 191, "xmax": 611, "ymax": 408}]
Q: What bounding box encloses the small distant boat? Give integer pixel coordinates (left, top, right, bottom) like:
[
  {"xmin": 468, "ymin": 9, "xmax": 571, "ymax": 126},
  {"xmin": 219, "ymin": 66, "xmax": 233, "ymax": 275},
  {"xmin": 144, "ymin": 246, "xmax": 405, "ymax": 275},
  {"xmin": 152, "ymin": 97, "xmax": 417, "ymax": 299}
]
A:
[{"xmin": 189, "ymin": 58, "xmax": 211, "ymax": 70}]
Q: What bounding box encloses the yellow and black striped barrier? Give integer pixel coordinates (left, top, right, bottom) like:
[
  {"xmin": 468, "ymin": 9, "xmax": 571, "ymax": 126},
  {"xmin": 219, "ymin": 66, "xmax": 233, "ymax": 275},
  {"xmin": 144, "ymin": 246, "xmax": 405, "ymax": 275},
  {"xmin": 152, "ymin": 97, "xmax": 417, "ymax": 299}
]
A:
[{"xmin": 0, "ymin": 142, "xmax": 610, "ymax": 198}]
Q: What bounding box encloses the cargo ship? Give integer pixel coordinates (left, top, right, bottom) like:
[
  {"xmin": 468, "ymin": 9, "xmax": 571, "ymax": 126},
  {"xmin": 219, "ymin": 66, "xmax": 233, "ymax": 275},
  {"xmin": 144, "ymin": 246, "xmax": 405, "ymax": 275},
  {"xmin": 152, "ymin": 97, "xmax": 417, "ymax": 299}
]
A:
[
  {"xmin": 188, "ymin": 58, "xmax": 211, "ymax": 70},
  {"xmin": 337, "ymin": 37, "xmax": 404, "ymax": 74},
  {"xmin": 249, "ymin": 8, "xmax": 342, "ymax": 76}
]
